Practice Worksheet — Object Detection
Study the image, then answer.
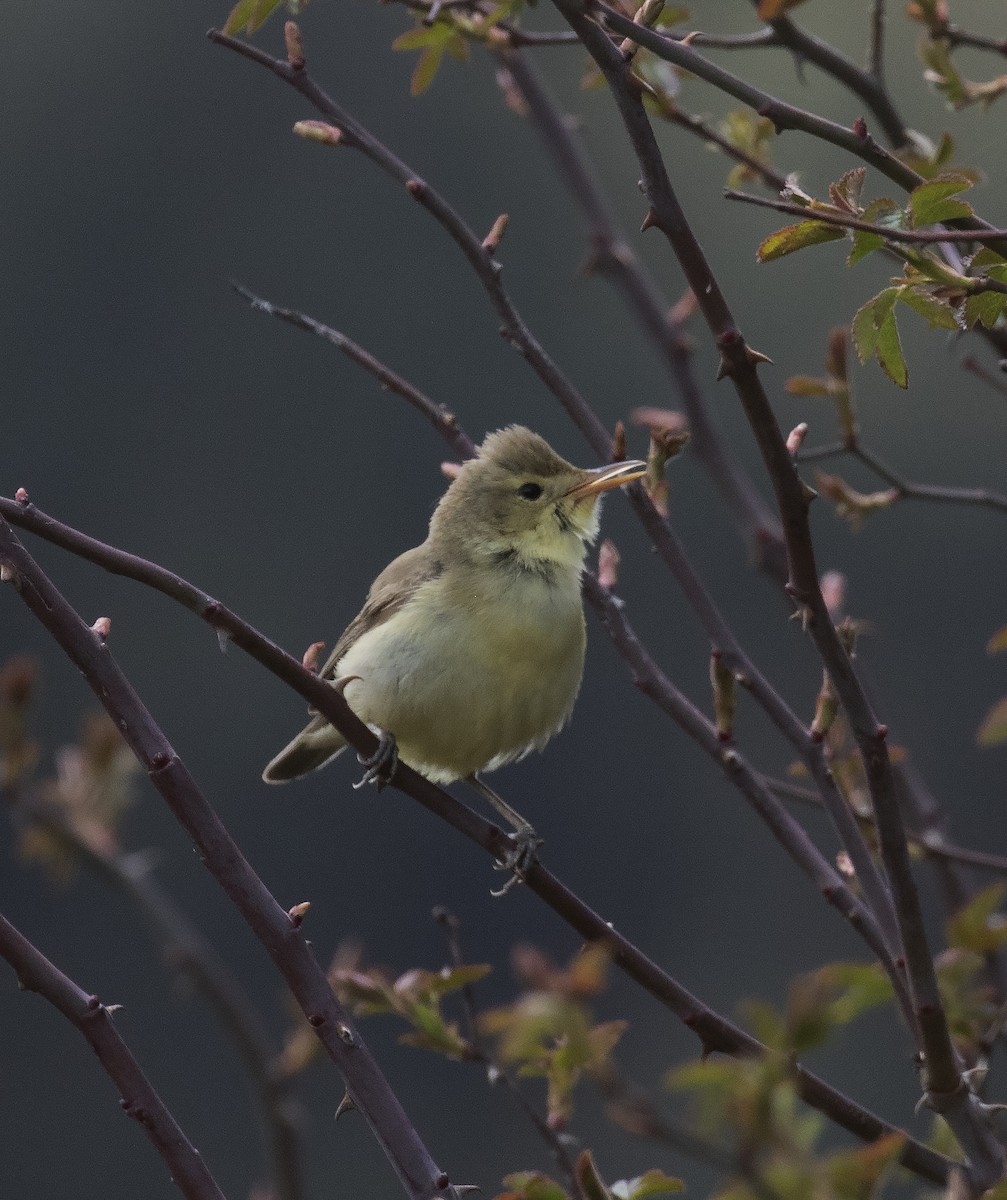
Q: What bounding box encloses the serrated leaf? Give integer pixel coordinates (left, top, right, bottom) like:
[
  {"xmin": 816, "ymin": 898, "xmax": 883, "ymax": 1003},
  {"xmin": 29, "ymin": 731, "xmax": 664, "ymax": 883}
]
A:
[
  {"xmin": 829, "ymin": 168, "xmax": 866, "ymax": 213},
  {"xmin": 899, "ymin": 286, "xmax": 962, "ymax": 330},
  {"xmin": 874, "ymin": 307, "xmax": 908, "ymax": 387},
  {"xmin": 757, "ymin": 220, "xmax": 845, "ymax": 263},
  {"xmin": 848, "ymin": 197, "xmax": 904, "ymax": 265},
  {"xmin": 977, "ymin": 697, "xmax": 1007, "ymax": 747},
  {"xmin": 964, "ymin": 290, "xmax": 1007, "ymax": 330},
  {"xmin": 909, "ymin": 175, "xmax": 975, "ymax": 227},
  {"xmin": 392, "ymin": 25, "xmax": 447, "ymax": 50},
  {"xmin": 947, "ymin": 884, "xmax": 1007, "ymax": 950},
  {"xmin": 851, "ymin": 287, "xmax": 900, "ymax": 364}
]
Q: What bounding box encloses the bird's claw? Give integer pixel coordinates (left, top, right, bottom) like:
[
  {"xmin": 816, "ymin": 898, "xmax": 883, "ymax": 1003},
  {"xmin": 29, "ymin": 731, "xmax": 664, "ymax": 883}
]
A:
[
  {"xmin": 490, "ymin": 825, "xmax": 543, "ymax": 898},
  {"xmin": 353, "ymin": 728, "xmax": 398, "ymax": 791}
]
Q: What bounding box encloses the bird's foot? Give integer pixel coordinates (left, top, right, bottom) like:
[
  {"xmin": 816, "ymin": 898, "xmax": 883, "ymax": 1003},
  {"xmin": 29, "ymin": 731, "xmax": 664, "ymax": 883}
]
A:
[
  {"xmin": 490, "ymin": 824, "xmax": 543, "ymax": 898},
  {"xmin": 353, "ymin": 727, "xmax": 398, "ymax": 791}
]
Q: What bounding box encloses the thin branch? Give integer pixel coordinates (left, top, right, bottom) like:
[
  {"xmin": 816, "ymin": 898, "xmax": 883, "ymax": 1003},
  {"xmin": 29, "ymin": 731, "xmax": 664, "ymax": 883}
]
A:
[
  {"xmin": 868, "ymin": 0, "xmax": 886, "ymax": 83},
  {"xmin": 432, "ymin": 908, "xmax": 585, "ymax": 1200},
  {"xmin": 0, "ymin": 504, "xmax": 953, "ymax": 1184},
  {"xmin": 850, "ymin": 444, "xmax": 1007, "ymax": 513},
  {"xmin": 764, "ymin": 775, "xmax": 1007, "ymax": 877},
  {"xmin": 0, "ymin": 910, "xmax": 230, "ymax": 1200},
  {"xmin": 724, "ymin": 187, "xmax": 1007, "ymax": 246},
  {"xmin": 5, "ymin": 791, "xmax": 302, "ymax": 1200},
  {"xmin": 962, "ymin": 354, "xmax": 1007, "ymax": 399},
  {"xmin": 495, "ymin": 48, "xmax": 787, "ymax": 578},
  {"xmin": 752, "ymin": 5, "xmax": 907, "ymax": 147},
  {"xmin": 0, "ymin": 522, "xmax": 460, "ymax": 1200},
  {"xmin": 548, "ymin": 0, "xmax": 1005, "ymax": 1185}
]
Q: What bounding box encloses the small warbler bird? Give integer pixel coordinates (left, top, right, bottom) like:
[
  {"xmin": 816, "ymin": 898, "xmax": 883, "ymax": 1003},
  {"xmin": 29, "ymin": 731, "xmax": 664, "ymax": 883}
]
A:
[{"xmin": 263, "ymin": 426, "xmax": 644, "ymax": 876}]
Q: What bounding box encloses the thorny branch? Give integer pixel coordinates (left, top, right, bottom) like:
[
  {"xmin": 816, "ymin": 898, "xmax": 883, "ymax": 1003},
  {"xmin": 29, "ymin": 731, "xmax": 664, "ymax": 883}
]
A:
[
  {"xmin": 547, "ymin": 0, "xmax": 1006, "ymax": 1186},
  {"xmin": 0, "ymin": 911, "xmax": 230, "ymax": 1200},
  {"xmin": 0, "ymin": 500, "xmax": 953, "ymax": 1186}
]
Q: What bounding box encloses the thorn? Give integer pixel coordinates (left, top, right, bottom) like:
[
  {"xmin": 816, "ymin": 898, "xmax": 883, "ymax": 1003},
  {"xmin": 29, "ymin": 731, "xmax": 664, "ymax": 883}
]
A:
[
  {"xmin": 0, "ymin": 562, "xmax": 17, "ymax": 584},
  {"xmin": 216, "ymin": 629, "xmax": 231, "ymax": 654},
  {"xmin": 15, "ymin": 487, "xmax": 29, "ymax": 504},
  {"xmin": 333, "ymin": 674, "xmax": 361, "ymax": 696},
  {"xmin": 481, "ymin": 213, "xmax": 509, "ymax": 255},
  {"xmin": 104, "ymin": 1003, "xmax": 124, "ymax": 1015},
  {"xmin": 302, "ymin": 641, "xmax": 325, "ymax": 672},
  {"xmin": 716, "ymin": 353, "xmax": 731, "ymax": 382},
  {"xmin": 640, "ymin": 207, "xmax": 658, "ymax": 233},
  {"xmin": 288, "ymin": 901, "xmax": 311, "ymax": 927},
  {"xmin": 293, "ymin": 120, "xmax": 343, "ymax": 147},
  {"xmin": 745, "ymin": 344, "xmax": 773, "ymax": 367},
  {"xmin": 335, "ymin": 1091, "xmax": 357, "ymax": 1121},
  {"xmin": 853, "ymin": 116, "xmax": 868, "ymax": 138},
  {"xmin": 800, "ymin": 480, "xmax": 818, "ymax": 505},
  {"xmin": 284, "ymin": 20, "xmax": 305, "ymax": 69},
  {"xmin": 91, "ymin": 616, "xmax": 112, "ymax": 641}
]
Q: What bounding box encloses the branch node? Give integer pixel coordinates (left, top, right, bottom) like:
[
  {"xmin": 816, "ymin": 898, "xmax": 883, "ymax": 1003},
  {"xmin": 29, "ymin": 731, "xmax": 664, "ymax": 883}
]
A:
[
  {"xmin": 0, "ymin": 560, "xmax": 20, "ymax": 586},
  {"xmin": 288, "ymin": 901, "xmax": 312, "ymax": 927},
  {"xmin": 308, "ymin": 1013, "xmax": 326, "ymax": 1028},
  {"xmin": 337, "ymin": 1022, "xmax": 356, "ymax": 1046},
  {"xmin": 406, "ymin": 178, "xmax": 426, "ymax": 198}
]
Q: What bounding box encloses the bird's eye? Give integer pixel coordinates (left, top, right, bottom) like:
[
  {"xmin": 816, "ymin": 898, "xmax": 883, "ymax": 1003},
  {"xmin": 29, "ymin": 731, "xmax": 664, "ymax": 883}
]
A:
[{"xmin": 516, "ymin": 482, "xmax": 543, "ymax": 501}]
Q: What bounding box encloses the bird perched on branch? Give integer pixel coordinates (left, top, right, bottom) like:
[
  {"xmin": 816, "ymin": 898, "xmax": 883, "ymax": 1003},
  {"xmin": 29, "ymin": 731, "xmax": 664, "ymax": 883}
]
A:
[{"xmin": 263, "ymin": 425, "xmax": 645, "ymax": 885}]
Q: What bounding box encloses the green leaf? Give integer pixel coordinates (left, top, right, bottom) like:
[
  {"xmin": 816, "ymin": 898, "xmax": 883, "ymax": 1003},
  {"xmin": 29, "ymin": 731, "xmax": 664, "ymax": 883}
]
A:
[
  {"xmin": 756, "ymin": 221, "xmax": 845, "ymax": 262},
  {"xmin": 964, "ymin": 290, "xmax": 1007, "ymax": 330},
  {"xmin": 500, "ymin": 1172, "xmax": 570, "ymax": 1200},
  {"xmin": 899, "ymin": 287, "xmax": 962, "ymax": 330},
  {"xmin": 848, "ymin": 198, "xmax": 903, "ymax": 265},
  {"xmin": 411, "ymin": 44, "xmax": 445, "ymax": 95},
  {"xmin": 851, "ymin": 287, "xmax": 901, "ymax": 367},
  {"xmin": 223, "ymin": 0, "xmax": 285, "ymax": 34},
  {"xmin": 947, "ymin": 884, "xmax": 1007, "ymax": 951},
  {"xmin": 612, "ymin": 1170, "xmax": 685, "ymax": 1199},
  {"xmin": 977, "ymin": 697, "xmax": 1007, "ymax": 747},
  {"xmin": 874, "ymin": 306, "xmax": 908, "ymax": 387},
  {"xmin": 908, "ymin": 174, "xmax": 974, "ymax": 228}
]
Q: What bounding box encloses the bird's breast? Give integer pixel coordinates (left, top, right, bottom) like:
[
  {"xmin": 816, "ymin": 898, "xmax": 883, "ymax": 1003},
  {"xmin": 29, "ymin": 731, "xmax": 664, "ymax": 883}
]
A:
[{"xmin": 334, "ymin": 565, "xmax": 586, "ymax": 782}]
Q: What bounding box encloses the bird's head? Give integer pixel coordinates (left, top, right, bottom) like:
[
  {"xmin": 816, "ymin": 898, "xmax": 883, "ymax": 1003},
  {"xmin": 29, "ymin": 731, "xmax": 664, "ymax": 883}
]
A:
[{"xmin": 431, "ymin": 426, "xmax": 645, "ymax": 572}]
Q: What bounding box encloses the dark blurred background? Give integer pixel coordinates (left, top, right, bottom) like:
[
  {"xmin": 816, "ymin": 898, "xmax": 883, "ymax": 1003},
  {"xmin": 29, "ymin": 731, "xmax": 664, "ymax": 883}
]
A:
[{"xmin": 2, "ymin": 2, "xmax": 1005, "ymax": 1197}]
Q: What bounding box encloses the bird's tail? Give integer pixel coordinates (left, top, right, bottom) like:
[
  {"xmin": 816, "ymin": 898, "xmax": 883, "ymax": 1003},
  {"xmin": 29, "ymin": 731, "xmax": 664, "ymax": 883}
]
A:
[{"xmin": 262, "ymin": 715, "xmax": 348, "ymax": 783}]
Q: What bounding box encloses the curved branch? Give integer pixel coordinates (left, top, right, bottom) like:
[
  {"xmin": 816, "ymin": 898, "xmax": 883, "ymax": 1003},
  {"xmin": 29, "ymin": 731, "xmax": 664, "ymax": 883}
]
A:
[
  {"xmin": 0, "ymin": 504, "xmax": 952, "ymax": 1185},
  {"xmin": 0, "ymin": 911, "xmax": 230, "ymax": 1200}
]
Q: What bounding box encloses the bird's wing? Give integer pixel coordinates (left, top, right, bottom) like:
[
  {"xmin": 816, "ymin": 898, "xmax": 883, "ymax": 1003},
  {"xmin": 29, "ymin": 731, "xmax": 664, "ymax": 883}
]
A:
[{"xmin": 316, "ymin": 542, "xmax": 443, "ymax": 681}]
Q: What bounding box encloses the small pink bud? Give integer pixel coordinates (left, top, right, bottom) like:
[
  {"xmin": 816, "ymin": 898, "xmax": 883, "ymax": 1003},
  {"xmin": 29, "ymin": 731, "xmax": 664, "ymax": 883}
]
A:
[
  {"xmin": 820, "ymin": 570, "xmax": 846, "ymax": 616},
  {"xmin": 91, "ymin": 616, "xmax": 112, "ymax": 640},
  {"xmin": 786, "ymin": 423, "xmax": 808, "ymax": 456},
  {"xmin": 15, "ymin": 487, "xmax": 28, "ymax": 503},
  {"xmin": 302, "ymin": 641, "xmax": 325, "ymax": 672}
]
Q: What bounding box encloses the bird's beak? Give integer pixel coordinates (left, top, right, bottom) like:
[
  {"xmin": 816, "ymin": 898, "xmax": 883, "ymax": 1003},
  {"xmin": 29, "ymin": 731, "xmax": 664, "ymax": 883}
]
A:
[{"xmin": 562, "ymin": 460, "xmax": 647, "ymax": 503}]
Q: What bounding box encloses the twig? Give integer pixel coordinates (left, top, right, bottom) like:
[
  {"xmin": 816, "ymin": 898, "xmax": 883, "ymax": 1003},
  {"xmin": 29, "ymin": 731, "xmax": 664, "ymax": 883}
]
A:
[
  {"xmin": 231, "ymin": 283, "xmax": 475, "ymax": 459},
  {"xmin": 751, "ymin": 6, "xmax": 907, "ymax": 147},
  {"xmin": 796, "ymin": 439, "xmax": 1007, "ymax": 514},
  {"xmin": 963, "ymin": 355, "xmax": 1007, "ymax": 399},
  {"xmin": 0, "ymin": 504, "xmax": 953, "ymax": 1183},
  {"xmin": 432, "ymin": 908, "xmax": 585, "ymax": 1199},
  {"xmin": 6, "ymin": 791, "xmax": 302, "ymax": 1200},
  {"xmin": 493, "ymin": 48, "xmax": 787, "ymax": 578},
  {"xmin": 0, "ymin": 910, "xmax": 230, "ymax": 1200},
  {"xmin": 868, "ymin": 0, "xmax": 886, "ymax": 83},
  {"xmin": 0, "ymin": 520, "xmax": 460, "ymax": 1200},
  {"xmin": 724, "ymin": 187, "xmax": 1007, "ymax": 247},
  {"xmin": 547, "ymin": 0, "xmax": 1006, "ymax": 1185}
]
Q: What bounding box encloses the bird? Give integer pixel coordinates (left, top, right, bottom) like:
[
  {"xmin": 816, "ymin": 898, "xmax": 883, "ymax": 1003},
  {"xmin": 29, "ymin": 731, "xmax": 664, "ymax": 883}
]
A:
[{"xmin": 263, "ymin": 425, "xmax": 645, "ymax": 882}]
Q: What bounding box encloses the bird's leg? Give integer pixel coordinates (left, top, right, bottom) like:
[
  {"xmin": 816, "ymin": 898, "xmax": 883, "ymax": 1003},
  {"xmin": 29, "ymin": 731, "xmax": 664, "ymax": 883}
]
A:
[
  {"xmin": 353, "ymin": 726, "xmax": 399, "ymax": 791},
  {"xmin": 465, "ymin": 774, "xmax": 542, "ymax": 896}
]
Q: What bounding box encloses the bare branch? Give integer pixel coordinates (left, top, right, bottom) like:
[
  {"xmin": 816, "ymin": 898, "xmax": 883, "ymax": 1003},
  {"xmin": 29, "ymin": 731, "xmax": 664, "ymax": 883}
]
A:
[{"xmin": 0, "ymin": 911, "xmax": 230, "ymax": 1200}]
